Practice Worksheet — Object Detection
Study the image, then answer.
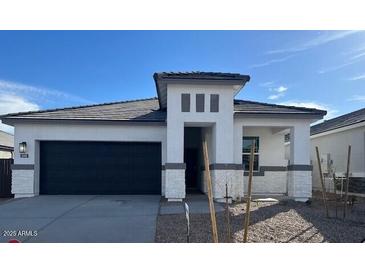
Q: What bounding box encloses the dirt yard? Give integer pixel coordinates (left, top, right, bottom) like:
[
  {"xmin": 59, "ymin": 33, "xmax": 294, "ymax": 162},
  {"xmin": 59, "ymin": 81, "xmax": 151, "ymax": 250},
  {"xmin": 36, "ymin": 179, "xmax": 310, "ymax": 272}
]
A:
[{"xmin": 155, "ymin": 194, "xmax": 365, "ymax": 243}]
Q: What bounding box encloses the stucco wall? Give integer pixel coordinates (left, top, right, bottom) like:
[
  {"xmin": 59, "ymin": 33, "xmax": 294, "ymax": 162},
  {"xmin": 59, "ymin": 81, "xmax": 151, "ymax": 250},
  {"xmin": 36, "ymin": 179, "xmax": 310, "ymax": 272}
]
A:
[
  {"xmin": 233, "ymin": 118, "xmax": 313, "ymax": 199},
  {"xmin": 0, "ymin": 130, "xmax": 14, "ymax": 159},
  {"xmin": 243, "ymin": 127, "xmax": 287, "ymax": 166},
  {"xmin": 166, "ymin": 83, "xmax": 235, "ymax": 164},
  {"xmin": 0, "ymin": 150, "xmax": 12, "ymax": 158},
  {"xmin": 241, "ymin": 126, "xmax": 288, "ymax": 194},
  {"xmin": 9, "ymin": 97, "xmax": 316, "ymax": 201},
  {"xmin": 0, "ymin": 130, "xmax": 14, "ymax": 147},
  {"xmin": 12, "ymin": 121, "xmax": 167, "ymax": 197},
  {"xmin": 310, "ymin": 125, "xmax": 365, "ymax": 191},
  {"xmin": 165, "ymin": 83, "xmax": 237, "ymax": 200}
]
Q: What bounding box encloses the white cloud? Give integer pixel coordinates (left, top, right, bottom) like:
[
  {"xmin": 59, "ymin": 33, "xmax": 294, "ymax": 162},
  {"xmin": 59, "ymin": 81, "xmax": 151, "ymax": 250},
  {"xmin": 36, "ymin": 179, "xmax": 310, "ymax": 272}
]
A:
[
  {"xmin": 0, "ymin": 93, "xmax": 40, "ymax": 134},
  {"xmin": 267, "ymin": 85, "xmax": 288, "ymax": 100},
  {"xmin": 0, "ymin": 93, "xmax": 39, "ymax": 114},
  {"xmin": 0, "ymin": 79, "xmax": 93, "ymax": 105},
  {"xmin": 343, "ymin": 44, "xmax": 365, "ymax": 56},
  {"xmin": 0, "ymin": 79, "xmax": 92, "ymax": 134},
  {"xmin": 274, "ymin": 86, "xmax": 288, "ymax": 93},
  {"xmin": 268, "ymin": 94, "xmax": 284, "ymax": 100},
  {"xmin": 317, "ymin": 59, "xmax": 361, "ymax": 74},
  {"xmin": 279, "ymin": 100, "xmax": 338, "ymax": 120},
  {"xmin": 318, "ymin": 42, "xmax": 365, "ymax": 74},
  {"xmin": 349, "ymin": 51, "xmax": 365, "ymax": 60},
  {"xmin": 348, "ymin": 74, "xmax": 365, "ymax": 81},
  {"xmin": 259, "ymin": 81, "xmax": 275, "ymax": 88},
  {"xmin": 347, "ymin": 95, "xmax": 365, "ymax": 102},
  {"xmin": 267, "ymin": 31, "xmax": 361, "ymax": 55},
  {"xmin": 250, "ymin": 55, "xmax": 294, "ymax": 68}
]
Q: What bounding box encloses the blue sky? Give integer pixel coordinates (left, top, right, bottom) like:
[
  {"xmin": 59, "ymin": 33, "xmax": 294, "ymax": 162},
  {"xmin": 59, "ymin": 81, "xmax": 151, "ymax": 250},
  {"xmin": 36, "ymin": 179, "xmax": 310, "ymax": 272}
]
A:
[{"xmin": 0, "ymin": 30, "xmax": 364, "ymax": 133}]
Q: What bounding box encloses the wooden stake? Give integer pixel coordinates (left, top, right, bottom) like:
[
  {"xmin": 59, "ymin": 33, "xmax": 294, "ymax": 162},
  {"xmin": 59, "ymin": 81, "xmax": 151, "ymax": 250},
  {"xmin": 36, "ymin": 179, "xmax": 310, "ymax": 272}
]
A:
[
  {"xmin": 343, "ymin": 145, "xmax": 351, "ymax": 220},
  {"xmin": 315, "ymin": 146, "xmax": 330, "ymax": 218},
  {"xmin": 202, "ymin": 139, "xmax": 219, "ymax": 243},
  {"xmin": 243, "ymin": 140, "xmax": 255, "ymax": 243},
  {"xmin": 333, "ymin": 173, "xmax": 338, "ymax": 218},
  {"xmin": 225, "ymin": 183, "xmax": 231, "ymax": 243}
]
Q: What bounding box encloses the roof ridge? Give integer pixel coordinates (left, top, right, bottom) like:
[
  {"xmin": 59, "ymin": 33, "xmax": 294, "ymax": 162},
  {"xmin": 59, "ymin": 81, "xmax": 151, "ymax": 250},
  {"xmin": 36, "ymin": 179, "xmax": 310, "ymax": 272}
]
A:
[
  {"xmin": 154, "ymin": 71, "xmax": 250, "ymax": 80},
  {"xmin": 234, "ymin": 99, "xmax": 326, "ymax": 113},
  {"xmin": 156, "ymin": 71, "xmax": 244, "ymax": 75},
  {"xmin": 0, "ymin": 97, "xmax": 158, "ymax": 118}
]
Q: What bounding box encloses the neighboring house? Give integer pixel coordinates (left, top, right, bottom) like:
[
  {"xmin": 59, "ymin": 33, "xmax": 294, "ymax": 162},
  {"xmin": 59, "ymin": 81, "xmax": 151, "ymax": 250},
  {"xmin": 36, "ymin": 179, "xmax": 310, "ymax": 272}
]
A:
[
  {"xmin": 310, "ymin": 108, "xmax": 365, "ymax": 194},
  {"xmin": 1, "ymin": 72, "xmax": 326, "ymax": 201},
  {"xmin": 0, "ymin": 130, "xmax": 14, "ymax": 159}
]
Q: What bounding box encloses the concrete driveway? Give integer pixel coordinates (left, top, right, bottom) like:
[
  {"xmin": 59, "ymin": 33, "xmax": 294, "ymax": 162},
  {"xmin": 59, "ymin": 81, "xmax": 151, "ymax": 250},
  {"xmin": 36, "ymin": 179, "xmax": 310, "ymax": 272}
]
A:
[{"xmin": 0, "ymin": 195, "xmax": 160, "ymax": 243}]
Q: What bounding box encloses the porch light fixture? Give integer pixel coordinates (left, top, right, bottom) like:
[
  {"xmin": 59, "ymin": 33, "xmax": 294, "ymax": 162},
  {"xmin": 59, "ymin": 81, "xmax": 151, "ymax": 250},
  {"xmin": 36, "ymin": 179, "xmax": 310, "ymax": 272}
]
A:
[{"xmin": 19, "ymin": 142, "xmax": 27, "ymax": 153}]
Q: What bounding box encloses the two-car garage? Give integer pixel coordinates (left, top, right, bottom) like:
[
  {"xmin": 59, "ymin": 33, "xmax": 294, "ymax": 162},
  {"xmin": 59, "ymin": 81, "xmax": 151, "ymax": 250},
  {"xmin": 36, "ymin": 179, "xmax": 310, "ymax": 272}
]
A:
[{"xmin": 39, "ymin": 141, "xmax": 162, "ymax": 195}]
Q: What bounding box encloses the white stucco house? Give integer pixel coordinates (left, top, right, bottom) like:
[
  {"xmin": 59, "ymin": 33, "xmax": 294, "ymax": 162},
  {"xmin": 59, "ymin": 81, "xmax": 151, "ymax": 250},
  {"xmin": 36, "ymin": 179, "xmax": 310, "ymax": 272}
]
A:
[
  {"xmin": 1, "ymin": 72, "xmax": 326, "ymax": 202},
  {"xmin": 0, "ymin": 130, "xmax": 14, "ymax": 159},
  {"xmin": 310, "ymin": 108, "xmax": 365, "ymax": 194}
]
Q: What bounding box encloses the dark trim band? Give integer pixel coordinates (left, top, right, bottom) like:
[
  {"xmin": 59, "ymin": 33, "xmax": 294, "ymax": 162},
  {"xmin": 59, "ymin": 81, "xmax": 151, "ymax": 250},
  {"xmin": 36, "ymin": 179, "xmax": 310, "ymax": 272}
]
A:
[
  {"xmin": 0, "ymin": 145, "xmax": 14, "ymax": 151},
  {"xmin": 287, "ymin": 165, "xmax": 312, "ymax": 171},
  {"xmin": 209, "ymin": 163, "xmax": 243, "ymax": 170},
  {"xmin": 11, "ymin": 164, "xmax": 34, "ymax": 170},
  {"xmin": 163, "ymin": 163, "xmax": 186, "ymax": 170},
  {"xmin": 244, "ymin": 166, "xmax": 287, "ymax": 176}
]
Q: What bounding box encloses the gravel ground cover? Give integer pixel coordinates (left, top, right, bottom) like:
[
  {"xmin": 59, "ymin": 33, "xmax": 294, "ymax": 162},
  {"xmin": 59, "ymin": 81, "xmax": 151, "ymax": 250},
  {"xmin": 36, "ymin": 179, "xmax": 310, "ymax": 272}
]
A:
[{"xmin": 155, "ymin": 195, "xmax": 365, "ymax": 243}]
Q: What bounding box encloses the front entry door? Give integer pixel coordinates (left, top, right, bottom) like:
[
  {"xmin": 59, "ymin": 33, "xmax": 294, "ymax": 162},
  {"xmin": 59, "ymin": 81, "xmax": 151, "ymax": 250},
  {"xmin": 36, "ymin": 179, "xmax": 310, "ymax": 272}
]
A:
[{"xmin": 184, "ymin": 148, "xmax": 199, "ymax": 192}]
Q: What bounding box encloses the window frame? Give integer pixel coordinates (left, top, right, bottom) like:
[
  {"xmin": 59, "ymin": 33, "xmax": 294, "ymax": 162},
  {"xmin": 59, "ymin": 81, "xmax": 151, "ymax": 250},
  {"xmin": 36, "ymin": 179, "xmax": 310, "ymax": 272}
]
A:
[
  {"xmin": 210, "ymin": 94, "xmax": 219, "ymax": 112},
  {"xmin": 242, "ymin": 136, "xmax": 260, "ymax": 172},
  {"xmin": 196, "ymin": 93, "xmax": 205, "ymax": 112},
  {"xmin": 181, "ymin": 93, "xmax": 190, "ymax": 112}
]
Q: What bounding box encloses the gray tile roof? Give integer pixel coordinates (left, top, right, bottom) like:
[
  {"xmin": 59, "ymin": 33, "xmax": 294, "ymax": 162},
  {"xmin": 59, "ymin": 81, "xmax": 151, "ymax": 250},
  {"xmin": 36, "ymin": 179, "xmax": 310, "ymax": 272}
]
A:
[
  {"xmin": 1, "ymin": 97, "xmax": 326, "ymax": 122},
  {"xmin": 234, "ymin": 100, "xmax": 327, "ymax": 115},
  {"xmin": 154, "ymin": 71, "xmax": 250, "ymax": 81},
  {"xmin": 1, "ymin": 98, "xmax": 166, "ymax": 122},
  {"xmin": 311, "ymin": 107, "xmax": 365, "ymax": 135},
  {"xmin": 153, "ymin": 71, "xmax": 251, "ymax": 109}
]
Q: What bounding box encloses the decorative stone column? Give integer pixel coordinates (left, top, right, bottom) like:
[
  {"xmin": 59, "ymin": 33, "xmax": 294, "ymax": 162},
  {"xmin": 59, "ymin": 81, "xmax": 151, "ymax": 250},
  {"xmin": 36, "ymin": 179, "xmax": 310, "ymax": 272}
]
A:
[
  {"xmin": 165, "ymin": 119, "xmax": 186, "ymax": 201},
  {"xmin": 164, "ymin": 163, "xmax": 186, "ymax": 201},
  {"xmin": 287, "ymin": 165, "xmax": 312, "ymax": 202},
  {"xmin": 209, "ymin": 120, "xmax": 244, "ymax": 202},
  {"xmin": 11, "ymin": 166, "xmax": 35, "ymax": 198},
  {"xmin": 288, "ymin": 124, "xmax": 312, "ymax": 202}
]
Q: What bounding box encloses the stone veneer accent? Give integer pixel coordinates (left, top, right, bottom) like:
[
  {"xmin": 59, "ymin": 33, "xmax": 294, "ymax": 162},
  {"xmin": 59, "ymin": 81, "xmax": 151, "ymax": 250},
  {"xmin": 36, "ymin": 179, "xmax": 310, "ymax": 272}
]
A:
[
  {"xmin": 244, "ymin": 171, "xmax": 287, "ymax": 194},
  {"xmin": 200, "ymin": 169, "xmax": 244, "ymax": 202},
  {"xmin": 165, "ymin": 169, "xmax": 185, "ymax": 201},
  {"xmin": 12, "ymin": 169, "xmax": 35, "ymax": 198},
  {"xmin": 287, "ymin": 170, "xmax": 312, "ymax": 202},
  {"xmin": 211, "ymin": 169, "xmax": 244, "ymax": 202}
]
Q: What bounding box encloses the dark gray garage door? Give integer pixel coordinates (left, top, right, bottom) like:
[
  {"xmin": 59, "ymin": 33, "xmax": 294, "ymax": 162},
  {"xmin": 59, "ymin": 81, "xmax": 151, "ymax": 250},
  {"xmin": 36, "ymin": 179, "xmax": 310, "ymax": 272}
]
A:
[{"xmin": 40, "ymin": 141, "xmax": 161, "ymax": 195}]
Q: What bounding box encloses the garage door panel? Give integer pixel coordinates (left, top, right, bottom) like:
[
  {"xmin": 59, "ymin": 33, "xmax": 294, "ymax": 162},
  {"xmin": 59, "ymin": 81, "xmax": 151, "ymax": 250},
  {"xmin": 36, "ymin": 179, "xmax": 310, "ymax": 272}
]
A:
[{"xmin": 40, "ymin": 141, "xmax": 161, "ymax": 195}]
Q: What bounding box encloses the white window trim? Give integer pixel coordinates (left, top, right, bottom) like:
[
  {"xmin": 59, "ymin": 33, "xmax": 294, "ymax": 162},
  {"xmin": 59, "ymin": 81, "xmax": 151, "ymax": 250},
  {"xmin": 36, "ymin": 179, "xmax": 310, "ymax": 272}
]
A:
[{"xmin": 242, "ymin": 136, "xmax": 260, "ymax": 172}]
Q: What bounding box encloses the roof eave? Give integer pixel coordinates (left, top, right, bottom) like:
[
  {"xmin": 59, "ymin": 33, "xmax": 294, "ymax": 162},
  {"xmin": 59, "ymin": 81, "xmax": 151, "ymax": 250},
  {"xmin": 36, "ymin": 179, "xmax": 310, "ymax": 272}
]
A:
[
  {"xmin": 1, "ymin": 117, "xmax": 167, "ymax": 125},
  {"xmin": 153, "ymin": 73, "xmax": 163, "ymax": 110},
  {"xmin": 234, "ymin": 111, "xmax": 326, "ymax": 120},
  {"xmin": 311, "ymin": 119, "xmax": 365, "ymax": 136},
  {"xmin": 0, "ymin": 145, "xmax": 14, "ymax": 151}
]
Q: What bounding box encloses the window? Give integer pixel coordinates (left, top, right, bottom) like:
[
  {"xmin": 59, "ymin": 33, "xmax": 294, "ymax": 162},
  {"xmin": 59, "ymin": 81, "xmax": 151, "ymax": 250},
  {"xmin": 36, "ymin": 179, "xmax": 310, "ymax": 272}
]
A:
[
  {"xmin": 242, "ymin": 136, "xmax": 259, "ymax": 171},
  {"xmin": 181, "ymin": 93, "xmax": 190, "ymax": 112},
  {"xmin": 210, "ymin": 94, "xmax": 219, "ymax": 112},
  {"xmin": 196, "ymin": 94, "xmax": 205, "ymax": 112}
]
